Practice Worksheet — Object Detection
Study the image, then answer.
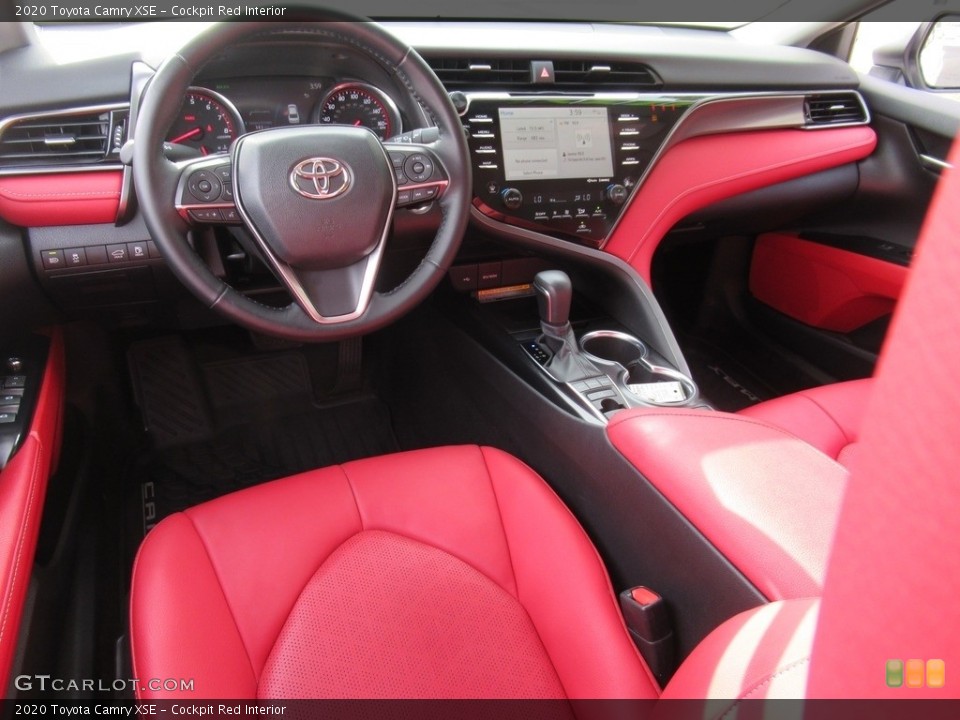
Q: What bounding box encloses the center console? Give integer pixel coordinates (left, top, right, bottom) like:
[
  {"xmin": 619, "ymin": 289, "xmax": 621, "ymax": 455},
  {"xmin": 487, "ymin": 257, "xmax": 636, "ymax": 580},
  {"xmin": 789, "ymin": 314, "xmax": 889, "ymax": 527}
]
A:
[
  {"xmin": 520, "ymin": 270, "xmax": 705, "ymax": 422},
  {"xmin": 461, "ymin": 95, "xmax": 692, "ymax": 247}
]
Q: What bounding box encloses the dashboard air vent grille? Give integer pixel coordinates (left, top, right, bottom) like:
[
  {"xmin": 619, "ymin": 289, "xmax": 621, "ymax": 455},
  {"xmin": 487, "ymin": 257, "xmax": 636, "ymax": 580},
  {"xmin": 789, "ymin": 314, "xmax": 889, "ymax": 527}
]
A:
[
  {"xmin": 804, "ymin": 93, "xmax": 868, "ymax": 126},
  {"xmin": 553, "ymin": 60, "xmax": 660, "ymax": 88},
  {"xmin": 426, "ymin": 57, "xmax": 660, "ymax": 90},
  {"xmin": 0, "ymin": 109, "xmax": 119, "ymax": 168},
  {"xmin": 427, "ymin": 58, "xmax": 531, "ymax": 88}
]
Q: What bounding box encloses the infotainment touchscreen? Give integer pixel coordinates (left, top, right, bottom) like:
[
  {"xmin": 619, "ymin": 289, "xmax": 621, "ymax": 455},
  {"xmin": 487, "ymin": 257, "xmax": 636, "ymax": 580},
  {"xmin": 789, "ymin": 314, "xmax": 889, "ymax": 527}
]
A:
[{"xmin": 498, "ymin": 107, "xmax": 614, "ymax": 182}]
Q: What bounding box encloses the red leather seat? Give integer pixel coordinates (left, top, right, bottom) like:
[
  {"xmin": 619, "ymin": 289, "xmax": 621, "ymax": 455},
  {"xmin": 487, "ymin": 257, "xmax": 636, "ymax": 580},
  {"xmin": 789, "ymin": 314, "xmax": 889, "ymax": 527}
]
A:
[
  {"xmin": 738, "ymin": 378, "xmax": 872, "ymax": 467},
  {"xmin": 130, "ymin": 445, "xmax": 659, "ymax": 699}
]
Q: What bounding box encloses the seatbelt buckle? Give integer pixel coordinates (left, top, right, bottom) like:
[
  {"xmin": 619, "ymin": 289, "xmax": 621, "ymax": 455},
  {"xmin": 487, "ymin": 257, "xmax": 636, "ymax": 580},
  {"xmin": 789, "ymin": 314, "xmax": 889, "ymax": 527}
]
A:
[{"xmin": 618, "ymin": 586, "xmax": 675, "ymax": 688}]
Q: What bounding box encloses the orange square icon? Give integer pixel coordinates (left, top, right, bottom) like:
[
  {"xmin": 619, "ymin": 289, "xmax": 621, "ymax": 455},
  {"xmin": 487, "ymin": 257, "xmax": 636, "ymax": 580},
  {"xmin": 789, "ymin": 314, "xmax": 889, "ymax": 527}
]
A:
[
  {"xmin": 906, "ymin": 659, "xmax": 925, "ymax": 688},
  {"xmin": 927, "ymin": 659, "xmax": 946, "ymax": 688}
]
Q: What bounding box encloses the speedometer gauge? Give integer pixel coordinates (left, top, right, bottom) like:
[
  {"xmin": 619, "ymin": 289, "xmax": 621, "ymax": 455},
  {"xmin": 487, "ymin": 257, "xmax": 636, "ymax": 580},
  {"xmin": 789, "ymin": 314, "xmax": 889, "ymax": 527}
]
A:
[
  {"xmin": 314, "ymin": 83, "xmax": 401, "ymax": 140},
  {"xmin": 166, "ymin": 88, "xmax": 244, "ymax": 156}
]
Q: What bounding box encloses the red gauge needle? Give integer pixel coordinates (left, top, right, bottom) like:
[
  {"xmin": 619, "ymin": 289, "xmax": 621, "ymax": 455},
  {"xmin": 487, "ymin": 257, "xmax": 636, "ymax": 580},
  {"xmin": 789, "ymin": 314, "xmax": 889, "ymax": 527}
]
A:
[
  {"xmin": 353, "ymin": 120, "xmax": 362, "ymax": 126},
  {"xmin": 169, "ymin": 127, "xmax": 202, "ymax": 144}
]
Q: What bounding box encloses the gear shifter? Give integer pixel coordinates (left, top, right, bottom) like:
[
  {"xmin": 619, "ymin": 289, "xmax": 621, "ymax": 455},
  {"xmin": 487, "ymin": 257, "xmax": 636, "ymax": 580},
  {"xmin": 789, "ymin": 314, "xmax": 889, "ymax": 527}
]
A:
[{"xmin": 533, "ymin": 270, "xmax": 601, "ymax": 382}]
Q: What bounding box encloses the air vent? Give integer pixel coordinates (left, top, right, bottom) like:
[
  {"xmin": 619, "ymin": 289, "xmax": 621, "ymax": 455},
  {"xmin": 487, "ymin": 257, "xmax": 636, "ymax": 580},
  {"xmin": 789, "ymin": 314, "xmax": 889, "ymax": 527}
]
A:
[
  {"xmin": 0, "ymin": 107, "xmax": 127, "ymax": 168},
  {"xmin": 427, "ymin": 58, "xmax": 531, "ymax": 89},
  {"xmin": 804, "ymin": 93, "xmax": 868, "ymax": 127},
  {"xmin": 553, "ymin": 60, "xmax": 660, "ymax": 89},
  {"xmin": 425, "ymin": 57, "xmax": 660, "ymax": 91}
]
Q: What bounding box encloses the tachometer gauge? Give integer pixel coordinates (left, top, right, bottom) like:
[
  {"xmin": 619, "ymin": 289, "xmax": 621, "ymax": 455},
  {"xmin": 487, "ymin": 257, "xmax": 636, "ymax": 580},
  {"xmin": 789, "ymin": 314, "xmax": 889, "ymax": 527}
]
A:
[
  {"xmin": 315, "ymin": 83, "xmax": 401, "ymax": 140},
  {"xmin": 166, "ymin": 88, "xmax": 244, "ymax": 156}
]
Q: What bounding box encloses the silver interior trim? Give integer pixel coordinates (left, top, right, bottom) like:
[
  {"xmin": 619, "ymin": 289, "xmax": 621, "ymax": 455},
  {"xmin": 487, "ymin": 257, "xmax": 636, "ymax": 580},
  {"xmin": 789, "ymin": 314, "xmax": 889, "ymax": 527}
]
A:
[
  {"xmin": 0, "ymin": 102, "xmax": 130, "ymax": 176},
  {"xmin": 920, "ymin": 154, "xmax": 953, "ymax": 173}
]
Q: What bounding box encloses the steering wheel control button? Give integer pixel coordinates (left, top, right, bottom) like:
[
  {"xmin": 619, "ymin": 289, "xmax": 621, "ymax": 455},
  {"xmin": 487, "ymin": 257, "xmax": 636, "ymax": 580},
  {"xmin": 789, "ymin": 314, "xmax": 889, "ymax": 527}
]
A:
[
  {"xmin": 221, "ymin": 208, "xmax": 241, "ymax": 223},
  {"xmin": 220, "ymin": 183, "xmax": 234, "ymax": 201},
  {"xmin": 395, "ymin": 169, "xmax": 409, "ymax": 186},
  {"xmin": 389, "ymin": 152, "xmax": 405, "ymax": 168},
  {"xmin": 397, "ymin": 190, "xmax": 413, "ymax": 206},
  {"xmin": 106, "ymin": 244, "xmax": 128, "ymax": 263},
  {"xmin": 403, "ymin": 154, "xmax": 434, "ymax": 183},
  {"xmin": 214, "ymin": 165, "xmax": 232, "ymax": 181},
  {"xmin": 411, "ymin": 186, "xmax": 438, "ymax": 203},
  {"xmin": 40, "ymin": 250, "xmax": 64, "ymax": 270},
  {"xmin": 189, "ymin": 208, "xmax": 224, "ymax": 223},
  {"xmin": 0, "ymin": 413, "xmax": 16, "ymax": 425},
  {"xmin": 187, "ymin": 170, "xmax": 222, "ymax": 202}
]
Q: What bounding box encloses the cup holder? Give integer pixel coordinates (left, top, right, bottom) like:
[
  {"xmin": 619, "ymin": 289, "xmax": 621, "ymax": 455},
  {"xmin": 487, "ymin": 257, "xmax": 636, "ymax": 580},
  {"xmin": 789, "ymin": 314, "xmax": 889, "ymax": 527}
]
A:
[
  {"xmin": 580, "ymin": 330, "xmax": 697, "ymax": 406},
  {"xmin": 580, "ymin": 330, "xmax": 647, "ymax": 367}
]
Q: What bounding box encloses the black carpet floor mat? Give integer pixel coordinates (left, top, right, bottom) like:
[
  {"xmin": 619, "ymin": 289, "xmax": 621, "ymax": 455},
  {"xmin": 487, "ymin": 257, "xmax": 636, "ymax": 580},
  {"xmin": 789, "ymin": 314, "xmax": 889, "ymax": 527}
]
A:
[
  {"xmin": 134, "ymin": 397, "xmax": 398, "ymax": 537},
  {"xmin": 680, "ymin": 336, "xmax": 775, "ymax": 412},
  {"xmin": 127, "ymin": 334, "xmax": 398, "ymax": 538}
]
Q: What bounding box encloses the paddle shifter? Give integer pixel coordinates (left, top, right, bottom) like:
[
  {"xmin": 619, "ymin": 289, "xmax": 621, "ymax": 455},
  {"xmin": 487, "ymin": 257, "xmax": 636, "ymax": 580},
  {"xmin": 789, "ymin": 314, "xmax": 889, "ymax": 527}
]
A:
[{"xmin": 533, "ymin": 270, "xmax": 601, "ymax": 382}]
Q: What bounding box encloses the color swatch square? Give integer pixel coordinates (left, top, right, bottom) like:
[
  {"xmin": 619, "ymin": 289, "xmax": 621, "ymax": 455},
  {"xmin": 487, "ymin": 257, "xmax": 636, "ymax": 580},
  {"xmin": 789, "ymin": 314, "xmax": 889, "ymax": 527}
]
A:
[
  {"xmin": 886, "ymin": 659, "xmax": 904, "ymax": 688},
  {"xmin": 927, "ymin": 659, "xmax": 946, "ymax": 688},
  {"xmin": 906, "ymin": 659, "xmax": 925, "ymax": 688}
]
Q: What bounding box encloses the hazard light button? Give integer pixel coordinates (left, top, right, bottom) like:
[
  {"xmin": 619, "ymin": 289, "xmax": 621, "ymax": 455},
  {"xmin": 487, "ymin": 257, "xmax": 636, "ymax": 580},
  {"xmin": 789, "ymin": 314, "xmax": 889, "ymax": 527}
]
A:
[{"xmin": 531, "ymin": 60, "xmax": 555, "ymax": 83}]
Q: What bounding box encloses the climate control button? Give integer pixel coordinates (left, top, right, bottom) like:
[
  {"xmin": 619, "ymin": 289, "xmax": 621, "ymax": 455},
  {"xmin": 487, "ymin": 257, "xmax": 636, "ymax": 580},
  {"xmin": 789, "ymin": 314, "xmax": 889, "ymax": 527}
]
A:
[
  {"xmin": 606, "ymin": 183, "xmax": 629, "ymax": 206},
  {"xmin": 501, "ymin": 187, "xmax": 523, "ymax": 211}
]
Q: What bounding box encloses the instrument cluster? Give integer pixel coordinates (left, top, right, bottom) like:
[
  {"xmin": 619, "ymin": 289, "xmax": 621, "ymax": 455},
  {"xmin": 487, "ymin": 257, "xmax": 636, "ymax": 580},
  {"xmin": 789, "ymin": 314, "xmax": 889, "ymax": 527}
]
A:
[{"xmin": 164, "ymin": 77, "xmax": 403, "ymax": 156}]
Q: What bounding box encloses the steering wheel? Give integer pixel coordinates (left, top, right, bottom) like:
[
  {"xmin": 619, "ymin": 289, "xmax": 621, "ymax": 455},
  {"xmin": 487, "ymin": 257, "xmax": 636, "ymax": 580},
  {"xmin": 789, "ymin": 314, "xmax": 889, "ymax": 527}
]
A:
[{"xmin": 132, "ymin": 16, "xmax": 471, "ymax": 342}]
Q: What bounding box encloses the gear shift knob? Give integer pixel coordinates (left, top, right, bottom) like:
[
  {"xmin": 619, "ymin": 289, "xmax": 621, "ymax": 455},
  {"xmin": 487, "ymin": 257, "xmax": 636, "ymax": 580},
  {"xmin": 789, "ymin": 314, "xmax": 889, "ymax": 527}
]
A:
[{"xmin": 534, "ymin": 270, "xmax": 572, "ymax": 328}]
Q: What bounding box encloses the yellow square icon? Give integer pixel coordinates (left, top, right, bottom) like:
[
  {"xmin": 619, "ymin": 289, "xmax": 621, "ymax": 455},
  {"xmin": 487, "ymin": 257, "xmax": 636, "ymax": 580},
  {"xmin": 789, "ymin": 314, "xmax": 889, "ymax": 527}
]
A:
[
  {"xmin": 927, "ymin": 659, "xmax": 946, "ymax": 688},
  {"xmin": 906, "ymin": 659, "xmax": 925, "ymax": 688}
]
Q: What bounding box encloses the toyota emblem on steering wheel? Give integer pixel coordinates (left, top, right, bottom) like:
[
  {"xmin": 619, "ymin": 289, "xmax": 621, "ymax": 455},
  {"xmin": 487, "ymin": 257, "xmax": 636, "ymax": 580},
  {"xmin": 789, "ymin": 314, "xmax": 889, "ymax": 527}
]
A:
[{"xmin": 290, "ymin": 158, "xmax": 352, "ymax": 200}]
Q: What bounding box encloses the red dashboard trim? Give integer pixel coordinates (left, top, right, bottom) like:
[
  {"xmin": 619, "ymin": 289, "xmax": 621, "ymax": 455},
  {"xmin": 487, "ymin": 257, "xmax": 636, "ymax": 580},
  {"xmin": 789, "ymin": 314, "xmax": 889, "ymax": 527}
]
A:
[
  {"xmin": 0, "ymin": 171, "xmax": 122, "ymax": 227},
  {"xmin": 603, "ymin": 126, "xmax": 878, "ymax": 284}
]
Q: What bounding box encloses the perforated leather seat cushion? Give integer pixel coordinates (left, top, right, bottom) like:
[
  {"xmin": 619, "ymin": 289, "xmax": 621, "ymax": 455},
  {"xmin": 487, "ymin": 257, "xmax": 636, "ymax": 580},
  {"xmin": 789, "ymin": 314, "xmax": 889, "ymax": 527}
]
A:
[{"xmin": 130, "ymin": 445, "xmax": 657, "ymax": 699}]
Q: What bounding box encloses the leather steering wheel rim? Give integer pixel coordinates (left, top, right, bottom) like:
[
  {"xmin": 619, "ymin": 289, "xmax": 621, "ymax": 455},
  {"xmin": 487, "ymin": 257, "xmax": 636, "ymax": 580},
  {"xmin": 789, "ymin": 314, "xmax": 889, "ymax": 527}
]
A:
[{"xmin": 132, "ymin": 15, "xmax": 471, "ymax": 342}]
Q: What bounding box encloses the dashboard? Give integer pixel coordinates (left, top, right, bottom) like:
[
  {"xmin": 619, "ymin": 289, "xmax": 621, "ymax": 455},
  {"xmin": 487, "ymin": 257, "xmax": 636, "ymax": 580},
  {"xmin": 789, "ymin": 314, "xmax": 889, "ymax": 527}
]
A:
[{"xmin": 0, "ymin": 21, "xmax": 880, "ymax": 329}]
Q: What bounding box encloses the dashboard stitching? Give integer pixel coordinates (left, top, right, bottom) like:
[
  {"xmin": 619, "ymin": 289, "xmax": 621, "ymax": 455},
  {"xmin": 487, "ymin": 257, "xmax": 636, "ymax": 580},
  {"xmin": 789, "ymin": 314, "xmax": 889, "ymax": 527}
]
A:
[{"xmin": 0, "ymin": 189, "xmax": 120, "ymax": 200}]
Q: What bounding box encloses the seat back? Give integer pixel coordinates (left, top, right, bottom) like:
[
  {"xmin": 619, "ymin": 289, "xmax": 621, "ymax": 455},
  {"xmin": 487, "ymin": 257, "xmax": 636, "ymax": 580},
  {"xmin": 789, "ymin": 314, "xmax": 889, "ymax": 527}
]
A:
[{"xmin": 808, "ymin": 140, "xmax": 960, "ymax": 697}]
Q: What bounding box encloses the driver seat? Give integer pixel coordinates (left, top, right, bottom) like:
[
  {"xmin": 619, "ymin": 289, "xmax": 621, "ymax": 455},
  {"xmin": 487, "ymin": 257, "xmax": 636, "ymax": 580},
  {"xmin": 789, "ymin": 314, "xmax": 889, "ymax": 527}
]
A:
[{"xmin": 130, "ymin": 445, "xmax": 659, "ymax": 698}]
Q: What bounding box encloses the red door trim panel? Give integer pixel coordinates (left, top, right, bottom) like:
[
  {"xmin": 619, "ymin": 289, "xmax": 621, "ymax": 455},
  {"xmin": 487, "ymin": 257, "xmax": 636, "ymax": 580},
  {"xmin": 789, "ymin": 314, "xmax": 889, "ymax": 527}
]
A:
[
  {"xmin": 0, "ymin": 328, "xmax": 65, "ymax": 688},
  {"xmin": 604, "ymin": 126, "xmax": 878, "ymax": 284},
  {"xmin": 0, "ymin": 171, "xmax": 122, "ymax": 227},
  {"xmin": 749, "ymin": 232, "xmax": 909, "ymax": 333}
]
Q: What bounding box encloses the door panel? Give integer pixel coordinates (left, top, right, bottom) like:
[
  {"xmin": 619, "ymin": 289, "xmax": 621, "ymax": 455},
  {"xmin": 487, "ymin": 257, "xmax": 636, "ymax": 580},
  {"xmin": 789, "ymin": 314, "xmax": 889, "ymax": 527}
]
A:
[{"xmin": 747, "ymin": 76, "xmax": 959, "ymax": 377}]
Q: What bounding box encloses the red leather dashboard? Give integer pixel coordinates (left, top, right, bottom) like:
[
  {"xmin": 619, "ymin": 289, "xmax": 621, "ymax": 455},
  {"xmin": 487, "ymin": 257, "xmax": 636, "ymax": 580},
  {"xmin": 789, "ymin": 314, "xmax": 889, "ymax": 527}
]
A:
[
  {"xmin": 604, "ymin": 126, "xmax": 878, "ymax": 284},
  {"xmin": 0, "ymin": 171, "xmax": 122, "ymax": 227}
]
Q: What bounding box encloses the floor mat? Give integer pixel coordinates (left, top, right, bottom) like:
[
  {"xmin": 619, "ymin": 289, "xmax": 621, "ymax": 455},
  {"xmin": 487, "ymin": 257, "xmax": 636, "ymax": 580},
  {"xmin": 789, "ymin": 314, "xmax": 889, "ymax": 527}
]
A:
[
  {"xmin": 127, "ymin": 337, "xmax": 213, "ymax": 447},
  {"xmin": 681, "ymin": 336, "xmax": 775, "ymax": 412},
  {"xmin": 134, "ymin": 397, "xmax": 398, "ymax": 536}
]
